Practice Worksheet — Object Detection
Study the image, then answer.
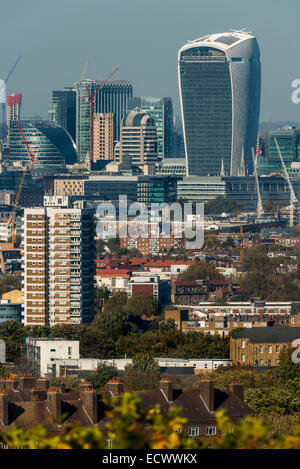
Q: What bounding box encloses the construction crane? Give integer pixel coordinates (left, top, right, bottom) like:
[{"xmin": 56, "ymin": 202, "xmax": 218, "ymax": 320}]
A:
[
  {"xmin": 5, "ymin": 120, "xmax": 36, "ymax": 244},
  {"xmin": 15, "ymin": 120, "xmax": 36, "ymax": 174},
  {"xmin": 6, "ymin": 166, "xmax": 27, "ymax": 244},
  {"xmin": 274, "ymin": 137, "xmax": 298, "ymax": 227},
  {"xmin": 256, "ymin": 116, "xmax": 272, "ymax": 157},
  {"xmin": 0, "ymin": 55, "xmax": 22, "ymax": 138},
  {"xmin": 251, "ymin": 147, "xmax": 264, "ymax": 218},
  {"xmin": 239, "ymin": 225, "xmax": 244, "ymax": 261},
  {"xmin": 81, "ymin": 61, "xmax": 88, "ymax": 81},
  {"xmin": 86, "ymin": 67, "xmax": 119, "ymax": 162}
]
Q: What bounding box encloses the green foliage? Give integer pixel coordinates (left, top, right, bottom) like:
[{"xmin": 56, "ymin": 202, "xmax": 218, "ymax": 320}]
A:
[
  {"xmin": 92, "ymin": 310, "xmax": 132, "ymax": 343},
  {"xmin": 126, "ymin": 292, "xmax": 159, "ymax": 317},
  {"xmin": 178, "ymin": 261, "xmax": 224, "ymax": 281},
  {"xmin": 0, "ymin": 275, "xmax": 21, "ymax": 297},
  {"xmin": 277, "ymin": 346, "xmax": 300, "ymax": 383},
  {"xmin": 124, "ymin": 354, "xmax": 161, "ymax": 391},
  {"xmin": 237, "ymin": 246, "xmax": 300, "ymax": 301},
  {"xmin": 103, "ymin": 291, "xmax": 127, "ymax": 313},
  {"xmin": 244, "ymin": 387, "xmax": 300, "ymax": 415},
  {"xmin": 204, "ymin": 197, "xmax": 243, "ymax": 215},
  {"xmin": 85, "ymin": 362, "xmax": 118, "ymax": 390},
  {"xmin": 49, "ymin": 376, "xmax": 81, "ymax": 390},
  {"xmin": 0, "ymin": 320, "xmax": 26, "ymax": 362},
  {"xmin": 0, "ymin": 362, "xmax": 7, "ymax": 377}
]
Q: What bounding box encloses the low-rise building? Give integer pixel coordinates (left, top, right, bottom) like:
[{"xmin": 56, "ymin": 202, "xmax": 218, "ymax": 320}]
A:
[
  {"xmin": 24, "ymin": 338, "xmax": 80, "ymax": 377},
  {"xmin": 230, "ymin": 327, "xmax": 300, "ymax": 367}
]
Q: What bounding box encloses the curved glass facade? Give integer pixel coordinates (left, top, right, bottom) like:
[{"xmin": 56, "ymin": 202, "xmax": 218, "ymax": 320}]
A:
[
  {"xmin": 178, "ymin": 32, "xmax": 261, "ymax": 177},
  {"xmin": 8, "ymin": 120, "xmax": 78, "ymax": 167}
]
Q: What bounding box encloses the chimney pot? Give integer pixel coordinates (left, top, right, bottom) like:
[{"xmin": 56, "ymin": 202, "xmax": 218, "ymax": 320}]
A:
[
  {"xmin": 107, "ymin": 378, "xmax": 123, "ymax": 396},
  {"xmin": 159, "ymin": 378, "xmax": 173, "ymax": 402}
]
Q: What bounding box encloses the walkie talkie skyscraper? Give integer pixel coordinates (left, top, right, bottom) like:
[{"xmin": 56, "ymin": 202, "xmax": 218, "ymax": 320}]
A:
[{"xmin": 178, "ymin": 31, "xmax": 261, "ymax": 177}]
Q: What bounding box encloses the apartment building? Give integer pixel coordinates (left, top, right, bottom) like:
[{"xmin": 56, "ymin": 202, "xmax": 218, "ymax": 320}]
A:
[
  {"xmin": 22, "ymin": 196, "xmax": 95, "ymax": 326},
  {"xmin": 93, "ymin": 113, "xmax": 114, "ymax": 161}
]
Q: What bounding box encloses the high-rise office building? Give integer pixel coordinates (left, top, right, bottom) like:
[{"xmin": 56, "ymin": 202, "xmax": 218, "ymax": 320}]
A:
[
  {"xmin": 7, "ymin": 93, "xmax": 22, "ymax": 123},
  {"xmin": 9, "ymin": 120, "xmax": 78, "ymax": 168},
  {"xmin": 128, "ymin": 97, "xmax": 173, "ymax": 159},
  {"xmin": 178, "ymin": 31, "xmax": 261, "ymax": 177},
  {"xmin": 74, "ymin": 80, "xmax": 133, "ymax": 162},
  {"xmin": 6, "ymin": 93, "xmax": 22, "ymax": 144},
  {"xmin": 22, "ymin": 196, "xmax": 95, "ymax": 326},
  {"xmin": 115, "ymin": 108, "xmax": 158, "ymax": 167},
  {"xmin": 93, "ymin": 113, "xmax": 114, "ymax": 161},
  {"xmin": 48, "ymin": 89, "xmax": 76, "ymax": 142},
  {"xmin": 258, "ymin": 126, "xmax": 300, "ymax": 175}
]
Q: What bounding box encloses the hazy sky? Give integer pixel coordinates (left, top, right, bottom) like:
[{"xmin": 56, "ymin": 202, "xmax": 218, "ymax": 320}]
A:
[{"xmin": 1, "ymin": 0, "xmax": 300, "ymax": 121}]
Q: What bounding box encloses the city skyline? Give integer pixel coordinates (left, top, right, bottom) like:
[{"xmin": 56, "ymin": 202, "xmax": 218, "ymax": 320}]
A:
[{"xmin": 1, "ymin": 0, "xmax": 300, "ymax": 122}]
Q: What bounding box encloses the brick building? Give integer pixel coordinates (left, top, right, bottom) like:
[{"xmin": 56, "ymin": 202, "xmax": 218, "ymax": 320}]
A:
[
  {"xmin": 230, "ymin": 327, "xmax": 300, "ymax": 367},
  {"xmin": 0, "ymin": 376, "xmax": 252, "ymax": 442}
]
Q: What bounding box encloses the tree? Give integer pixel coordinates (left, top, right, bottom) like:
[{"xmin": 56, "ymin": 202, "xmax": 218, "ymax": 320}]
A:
[
  {"xmin": 178, "ymin": 261, "xmax": 224, "ymax": 281},
  {"xmin": 0, "ymin": 320, "xmax": 27, "ymax": 362},
  {"xmin": 124, "ymin": 354, "xmax": 161, "ymax": 391},
  {"xmin": 244, "ymin": 387, "xmax": 300, "ymax": 415},
  {"xmin": 92, "ymin": 310, "xmax": 132, "ymax": 343},
  {"xmin": 126, "ymin": 292, "xmax": 159, "ymax": 317},
  {"xmin": 0, "ymin": 275, "xmax": 21, "ymax": 297},
  {"xmin": 85, "ymin": 362, "xmax": 118, "ymax": 389},
  {"xmin": 103, "ymin": 291, "xmax": 127, "ymax": 313},
  {"xmin": 205, "ymin": 197, "xmax": 243, "ymax": 215},
  {"xmin": 277, "ymin": 346, "xmax": 300, "ymax": 383}
]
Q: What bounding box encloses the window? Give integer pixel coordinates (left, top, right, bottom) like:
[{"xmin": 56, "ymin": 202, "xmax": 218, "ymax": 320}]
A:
[
  {"xmin": 206, "ymin": 426, "xmax": 216, "ymax": 436},
  {"xmin": 259, "ymin": 359, "xmax": 264, "ymax": 366},
  {"xmin": 241, "ymin": 340, "xmax": 245, "ymax": 349},
  {"xmin": 268, "ymin": 359, "xmax": 272, "ymax": 366},
  {"xmin": 188, "ymin": 427, "xmax": 199, "ymax": 437},
  {"xmin": 241, "ymin": 354, "xmax": 245, "ymax": 363},
  {"xmin": 259, "ymin": 345, "xmax": 263, "ymax": 353},
  {"xmin": 276, "ymin": 345, "xmax": 280, "ymax": 353},
  {"xmin": 268, "ymin": 345, "xmax": 272, "ymax": 353}
]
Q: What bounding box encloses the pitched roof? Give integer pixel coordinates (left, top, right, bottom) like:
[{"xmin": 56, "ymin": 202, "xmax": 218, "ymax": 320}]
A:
[{"xmin": 232, "ymin": 326, "xmax": 300, "ymax": 343}]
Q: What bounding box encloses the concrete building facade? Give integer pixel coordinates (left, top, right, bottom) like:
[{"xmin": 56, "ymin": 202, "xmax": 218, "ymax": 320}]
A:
[{"xmin": 22, "ymin": 197, "xmax": 95, "ymax": 326}]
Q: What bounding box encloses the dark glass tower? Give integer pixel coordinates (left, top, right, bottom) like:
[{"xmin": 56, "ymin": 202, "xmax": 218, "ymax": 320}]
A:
[
  {"xmin": 48, "ymin": 89, "xmax": 76, "ymax": 142},
  {"xmin": 178, "ymin": 31, "xmax": 261, "ymax": 176}
]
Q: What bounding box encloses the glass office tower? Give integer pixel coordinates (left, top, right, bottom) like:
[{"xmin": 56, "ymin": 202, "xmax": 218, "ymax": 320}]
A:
[
  {"xmin": 178, "ymin": 31, "xmax": 261, "ymax": 176},
  {"xmin": 9, "ymin": 120, "xmax": 78, "ymax": 167},
  {"xmin": 48, "ymin": 89, "xmax": 76, "ymax": 142},
  {"xmin": 128, "ymin": 96, "xmax": 173, "ymax": 159},
  {"xmin": 74, "ymin": 80, "xmax": 133, "ymax": 162}
]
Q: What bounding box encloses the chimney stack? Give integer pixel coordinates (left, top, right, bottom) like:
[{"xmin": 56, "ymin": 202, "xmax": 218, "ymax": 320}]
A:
[
  {"xmin": 0, "ymin": 392, "xmax": 8, "ymax": 426},
  {"xmin": 107, "ymin": 378, "xmax": 123, "ymax": 396},
  {"xmin": 79, "ymin": 380, "xmax": 92, "ymax": 400},
  {"xmin": 19, "ymin": 375, "xmax": 35, "ymax": 391},
  {"xmin": 229, "ymin": 382, "xmax": 244, "ymax": 401},
  {"xmin": 200, "ymin": 377, "xmax": 214, "ymax": 412},
  {"xmin": 47, "ymin": 388, "xmax": 61, "ymax": 421},
  {"xmin": 82, "ymin": 388, "xmax": 97, "ymax": 424},
  {"xmin": 30, "ymin": 387, "xmax": 46, "ymax": 401},
  {"xmin": 36, "ymin": 377, "xmax": 49, "ymax": 390},
  {"xmin": 0, "ymin": 377, "xmax": 17, "ymax": 392},
  {"xmin": 159, "ymin": 378, "xmax": 173, "ymax": 402}
]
